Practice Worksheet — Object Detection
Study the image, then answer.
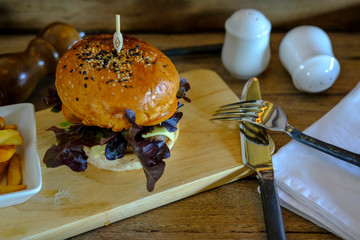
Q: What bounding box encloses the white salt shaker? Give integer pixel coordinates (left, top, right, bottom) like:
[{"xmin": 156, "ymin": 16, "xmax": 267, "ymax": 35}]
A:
[
  {"xmin": 221, "ymin": 9, "xmax": 271, "ymax": 80},
  {"xmin": 279, "ymin": 26, "xmax": 340, "ymax": 93}
]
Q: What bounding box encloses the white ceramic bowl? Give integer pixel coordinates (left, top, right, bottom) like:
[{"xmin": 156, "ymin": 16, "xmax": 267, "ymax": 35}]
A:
[{"xmin": 0, "ymin": 103, "xmax": 42, "ymax": 208}]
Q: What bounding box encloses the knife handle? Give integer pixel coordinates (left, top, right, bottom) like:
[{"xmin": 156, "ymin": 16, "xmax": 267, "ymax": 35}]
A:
[
  {"xmin": 287, "ymin": 126, "xmax": 360, "ymax": 167},
  {"xmin": 259, "ymin": 174, "xmax": 286, "ymax": 240}
]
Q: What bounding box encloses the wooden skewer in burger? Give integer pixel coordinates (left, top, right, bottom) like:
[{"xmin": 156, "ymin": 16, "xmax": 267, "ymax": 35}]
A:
[{"xmin": 43, "ymin": 14, "xmax": 190, "ymax": 192}]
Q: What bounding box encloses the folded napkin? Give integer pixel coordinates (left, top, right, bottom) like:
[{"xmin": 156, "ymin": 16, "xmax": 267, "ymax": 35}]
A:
[{"xmin": 273, "ymin": 81, "xmax": 360, "ymax": 240}]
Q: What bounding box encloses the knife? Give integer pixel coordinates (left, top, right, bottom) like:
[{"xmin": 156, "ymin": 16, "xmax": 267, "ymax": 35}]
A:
[{"xmin": 240, "ymin": 78, "xmax": 286, "ymax": 240}]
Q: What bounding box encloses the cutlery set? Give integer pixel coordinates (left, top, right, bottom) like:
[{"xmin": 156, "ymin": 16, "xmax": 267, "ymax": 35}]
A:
[
  {"xmin": 213, "ymin": 87, "xmax": 360, "ymax": 168},
  {"xmin": 212, "ymin": 77, "xmax": 360, "ymax": 240}
]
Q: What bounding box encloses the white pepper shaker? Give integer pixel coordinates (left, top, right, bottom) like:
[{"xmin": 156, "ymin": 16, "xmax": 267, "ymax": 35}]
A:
[
  {"xmin": 279, "ymin": 25, "xmax": 340, "ymax": 93},
  {"xmin": 221, "ymin": 9, "xmax": 271, "ymax": 80}
]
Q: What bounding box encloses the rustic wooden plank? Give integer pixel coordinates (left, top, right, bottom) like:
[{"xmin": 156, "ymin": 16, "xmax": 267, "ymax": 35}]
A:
[
  {"xmin": 0, "ymin": 0, "xmax": 360, "ymax": 32},
  {"xmin": 1, "ymin": 31, "xmax": 358, "ymax": 239},
  {"xmin": 69, "ymin": 180, "xmax": 340, "ymax": 240},
  {"xmin": 0, "ymin": 69, "xmax": 256, "ymax": 240}
]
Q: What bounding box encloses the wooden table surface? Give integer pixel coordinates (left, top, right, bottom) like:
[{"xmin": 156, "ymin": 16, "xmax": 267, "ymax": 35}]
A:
[{"xmin": 1, "ymin": 31, "xmax": 358, "ymax": 239}]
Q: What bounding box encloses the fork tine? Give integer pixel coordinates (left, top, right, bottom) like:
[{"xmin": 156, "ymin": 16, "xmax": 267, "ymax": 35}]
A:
[
  {"xmin": 210, "ymin": 115, "xmax": 256, "ymax": 122},
  {"xmin": 213, "ymin": 111, "xmax": 258, "ymax": 117},
  {"xmin": 218, "ymin": 99, "xmax": 264, "ymax": 109},
  {"xmin": 215, "ymin": 106, "xmax": 262, "ymax": 113}
]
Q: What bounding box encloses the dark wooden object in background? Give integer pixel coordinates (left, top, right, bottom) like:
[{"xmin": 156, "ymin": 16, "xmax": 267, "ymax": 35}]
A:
[{"xmin": 0, "ymin": 0, "xmax": 360, "ymax": 33}]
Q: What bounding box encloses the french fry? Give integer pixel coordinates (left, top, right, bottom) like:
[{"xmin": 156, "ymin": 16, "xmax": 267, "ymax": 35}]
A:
[
  {"xmin": 0, "ymin": 117, "xmax": 5, "ymax": 130},
  {"xmin": 7, "ymin": 153, "xmax": 22, "ymax": 185},
  {"xmin": 0, "ymin": 159, "xmax": 10, "ymax": 178},
  {"xmin": 0, "ymin": 145, "xmax": 16, "ymax": 162},
  {"xmin": 5, "ymin": 124, "xmax": 18, "ymax": 130},
  {"xmin": 0, "ymin": 129, "xmax": 23, "ymax": 145},
  {"xmin": 0, "ymin": 185, "xmax": 27, "ymax": 194}
]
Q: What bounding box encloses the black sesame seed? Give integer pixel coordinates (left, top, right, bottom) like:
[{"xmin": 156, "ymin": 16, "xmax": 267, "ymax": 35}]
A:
[
  {"xmin": 63, "ymin": 65, "xmax": 67, "ymax": 69},
  {"xmin": 79, "ymin": 63, "xmax": 83, "ymax": 67},
  {"xmin": 85, "ymin": 77, "xmax": 88, "ymax": 80},
  {"xmin": 84, "ymin": 83, "xmax": 87, "ymax": 88},
  {"xmin": 76, "ymin": 97, "xmax": 79, "ymax": 101},
  {"xmin": 163, "ymin": 65, "xmax": 167, "ymax": 67},
  {"xmin": 70, "ymin": 69, "xmax": 74, "ymax": 73},
  {"xmin": 73, "ymin": 47, "xmax": 77, "ymax": 50}
]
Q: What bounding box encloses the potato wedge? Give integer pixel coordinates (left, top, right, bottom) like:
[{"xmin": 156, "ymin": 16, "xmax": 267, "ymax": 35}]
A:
[
  {"xmin": 0, "ymin": 159, "xmax": 10, "ymax": 178},
  {"xmin": 5, "ymin": 124, "xmax": 18, "ymax": 130},
  {"xmin": 0, "ymin": 145, "xmax": 16, "ymax": 163},
  {"xmin": 0, "ymin": 117, "xmax": 5, "ymax": 130},
  {"xmin": 0, "ymin": 129, "xmax": 23, "ymax": 145},
  {"xmin": 7, "ymin": 153, "xmax": 22, "ymax": 185},
  {"xmin": 0, "ymin": 184, "xmax": 27, "ymax": 194}
]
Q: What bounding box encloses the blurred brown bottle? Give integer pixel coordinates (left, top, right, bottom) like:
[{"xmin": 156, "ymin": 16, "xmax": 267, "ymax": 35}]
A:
[{"xmin": 0, "ymin": 22, "xmax": 83, "ymax": 106}]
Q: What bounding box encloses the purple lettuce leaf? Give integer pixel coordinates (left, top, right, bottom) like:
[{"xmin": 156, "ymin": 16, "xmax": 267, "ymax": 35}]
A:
[
  {"xmin": 177, "ymin": 77, "xmax": 191, "ymax": 103},
  {"xmin": 123, "ymin": 109, "xmax": 170, "ymax": 191},
  {"xmin": 105, "ymin": 133, "xmax": 127, "ymax": 160},
  {"xmin": 43, "ymin": 125, "xmax": 88, "ymax": 171},
  {"xmin": 43, "ymin": 125, "xmax": 117, "ymax": 172},
  {"xmin": 43, "ymin": 144, "xmax": 88, "ymax": 172},
  {"xmin": 159, "ymin": 111, "xmax": 183, "ymax": 132}
]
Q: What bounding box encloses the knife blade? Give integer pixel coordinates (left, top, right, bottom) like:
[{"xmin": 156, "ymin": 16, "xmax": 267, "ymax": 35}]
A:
[{"xmin": 240, "ymin": 78, "xmax": 286, "ymax": 240}]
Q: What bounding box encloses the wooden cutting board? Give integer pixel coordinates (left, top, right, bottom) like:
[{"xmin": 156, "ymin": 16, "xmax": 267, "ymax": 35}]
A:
[{"xmin": 0, "ymin": 69, "xmax": 253, "ymax": 240}]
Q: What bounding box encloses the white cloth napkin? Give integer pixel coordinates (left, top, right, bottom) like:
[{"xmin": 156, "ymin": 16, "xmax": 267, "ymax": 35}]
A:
[{"xmin": 273, "ymin": 81, "xmax": 360, "ymax": 240}]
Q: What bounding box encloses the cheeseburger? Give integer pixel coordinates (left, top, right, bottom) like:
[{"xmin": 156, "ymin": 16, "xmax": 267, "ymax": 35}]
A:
[{"xmin": 43, "ymin": 34, "xmax": 190, "ymax": 191}]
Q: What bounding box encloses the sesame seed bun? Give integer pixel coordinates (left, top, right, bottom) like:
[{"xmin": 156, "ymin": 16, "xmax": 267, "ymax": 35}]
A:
[{"xmin": 56, "ymin": 34, "xmax": 180, "ymax": 131}]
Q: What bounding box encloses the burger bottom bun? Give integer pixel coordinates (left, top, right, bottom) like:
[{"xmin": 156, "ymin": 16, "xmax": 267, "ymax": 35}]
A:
[{"xmin": 84, "ymin": 127, "xmax": 179, "ymax": 172}]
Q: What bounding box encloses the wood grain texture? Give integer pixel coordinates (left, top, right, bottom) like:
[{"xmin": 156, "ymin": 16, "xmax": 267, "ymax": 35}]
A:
[
  {"xmin": 1, "ymin": 30, "xmax": 358, "ymax": 239},
  {"xmin": 0, "ymin": 0, "xmax": 360, "ymax": 32},
  {"xmin": 0, "ymin": 69, "xmax": 255, "ymax": 240}
]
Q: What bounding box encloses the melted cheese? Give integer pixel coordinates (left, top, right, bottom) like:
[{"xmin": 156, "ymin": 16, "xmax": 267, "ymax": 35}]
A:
[{"xmin": 142, "ymin": 126, "xmax": 175, "ymax": 141}]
